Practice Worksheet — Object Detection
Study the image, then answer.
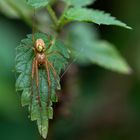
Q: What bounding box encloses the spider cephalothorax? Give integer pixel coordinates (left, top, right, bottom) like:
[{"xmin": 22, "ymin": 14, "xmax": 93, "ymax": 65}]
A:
[{"xmin": 35, "ymin": 38, "xmax": 46, "ymax": 53}]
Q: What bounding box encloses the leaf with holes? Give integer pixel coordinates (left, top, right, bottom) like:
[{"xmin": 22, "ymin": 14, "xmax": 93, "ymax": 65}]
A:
[{"xmin": 15, "ymin": 32, "xmax": 69, "ymax": 138}]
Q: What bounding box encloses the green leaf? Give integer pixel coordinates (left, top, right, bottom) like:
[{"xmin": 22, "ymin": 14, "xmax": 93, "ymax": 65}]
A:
[
  {"xmin": 61, "ymin": 0, "xmax": 96, "ymax": 7},
  {"xmin": 21, "ymin": 88, "xmax": 31, "ymax": 106},
  {"xmin": 15, "ymin": 33, "xmax": 69, "ymax": 138},
  {"xmin": 27, "ymin": 0, "xmax": 49, "ymax": 8},
  {"xmin": 64, "ymin": 7, "xmax": 131, "ymax": 29},
  {"xmin": 67, "ymin": 23, "xmax": 131, "ymax": 74}
]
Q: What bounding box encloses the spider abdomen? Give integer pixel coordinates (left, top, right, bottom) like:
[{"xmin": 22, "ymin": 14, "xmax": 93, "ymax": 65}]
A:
[{"xmin": 36, "ymin": 53, "xmax": 46, "ymax": 65}]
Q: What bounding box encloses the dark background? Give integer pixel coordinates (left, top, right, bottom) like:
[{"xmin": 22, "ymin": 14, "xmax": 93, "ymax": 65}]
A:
[{"xmin": 0, "ymin": 0, "xmax": 140, "ymax": 140}]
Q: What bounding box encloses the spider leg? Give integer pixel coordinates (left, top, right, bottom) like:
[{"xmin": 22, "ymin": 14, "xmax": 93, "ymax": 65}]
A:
[
  {"xmin": 46, "ymin": 35, "xmax": 55, "ymax": 51},
  {"xmin": 47, "ymin": 51, "xmax": 65, "ymax": 58},
  {"xmin": 46, "ymin": 58, "xmax": 59, "ymax": 87},
  {"xmin": 32, "ymin": 47, "xmax": 36, "ymax": 53},
  {"xmin": 44, "ymin": 60, "xmax": 51, "ymax": 108},
  {"xmin": 35, "ymin": 59, "xmax": 42, "ymax": 107},
  {"xmin": 31, "ymin": 58, "xmax": 36, "ymax": 79},
  {"xmin": 46, "ymin": 41, "xmax": 53, "ymax": 51},
  {"xmin": 35, "ymin": 59, "xmax": 43, "ymax": 135},
  {"xmin": 30, "ymin": 58, "xmax": 36, "ymax": 117}
]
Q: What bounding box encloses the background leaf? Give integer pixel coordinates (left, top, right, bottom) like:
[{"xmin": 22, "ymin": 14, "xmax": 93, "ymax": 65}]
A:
[
  {"xmin": 27, "ymin": 0, "xmax": 49, "ymax": 8},
  {"xmin": 67, "ymin": 23, "xmax": 131, "ymax": 74},
  {"xmin": 61, "ymin": 0, "xmax": 96, "ymax": 7},
  {"xmin": 64, "ymin": 8, "xmax": 131, "ymax": 29},
  {"xmin": 0, "ymin": 0, "xmax": 32, "ymax": 19}
]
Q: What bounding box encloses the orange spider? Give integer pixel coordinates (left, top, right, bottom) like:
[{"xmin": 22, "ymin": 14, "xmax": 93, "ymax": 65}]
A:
[{"xmin": 31, "ymin": 38, "xmax": 57, "ymax": 108}]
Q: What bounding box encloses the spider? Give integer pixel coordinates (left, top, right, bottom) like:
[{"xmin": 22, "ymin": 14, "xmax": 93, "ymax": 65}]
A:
[{"xmin": 31, "ymin": 37, "xmax": 58, "ymax": 108}]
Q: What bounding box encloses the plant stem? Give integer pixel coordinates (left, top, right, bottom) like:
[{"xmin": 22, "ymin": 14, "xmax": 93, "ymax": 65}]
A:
[
  {"xmin": 46, "ymin": 3, "xmax": 70, "ymax": 32},
  {"xmin": 47, "ymin": 5, "xmax": 59, "ymax": 27},
  {"xmin": 57, "ymin": 5, "xmax": 69, "ymax": 31}
]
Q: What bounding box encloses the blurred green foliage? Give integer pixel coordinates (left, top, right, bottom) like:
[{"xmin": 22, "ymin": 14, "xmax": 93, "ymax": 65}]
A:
[
  {"xmin": 0, "ymin": 0, "xmax": 140, "ymax": 140},
  {"xmin": 67, "ymin": 23, "xmax": 131, "ymax": 73}
]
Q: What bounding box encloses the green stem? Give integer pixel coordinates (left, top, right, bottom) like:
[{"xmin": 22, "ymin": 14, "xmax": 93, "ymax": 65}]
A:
[
  {"xmin": 57, "ymin": 5, "xmax": 69, "ymax": 31},
  {"xmin": 47, "ymin": 5, "xmax": 59, "ymax": 27},
  {"xmin": 46, "ymin": 3, "xmax": 70, "ymax": 32}
]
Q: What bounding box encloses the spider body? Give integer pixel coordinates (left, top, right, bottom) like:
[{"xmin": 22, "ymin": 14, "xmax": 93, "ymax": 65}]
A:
[
  {"xmin": 34, "ymin": 39, "xmax": 46, "ymax": 65},
  {"xmin": 31, "ymin": 37, "xmax": 57, "ymax": 108}
]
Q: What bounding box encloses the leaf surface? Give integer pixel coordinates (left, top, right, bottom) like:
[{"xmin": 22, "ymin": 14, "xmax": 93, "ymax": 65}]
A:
[
  {"xmin": 15, "ymin": 33, "xmax": 69, "ymax": 138},
  {"xmin": 27, "ymin": 0, "xmax": 49, "ymax": 8},
  {"xmin": 65, "ymin": 8, "xmax": 131, "ymax": 29},
  {"xmin": 67, "ymin": 23, "xmax": 131, "ymax": 74},
  {"xmin": 61, "ymin": 0, "xmax": 96, "ymax": 7}
]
